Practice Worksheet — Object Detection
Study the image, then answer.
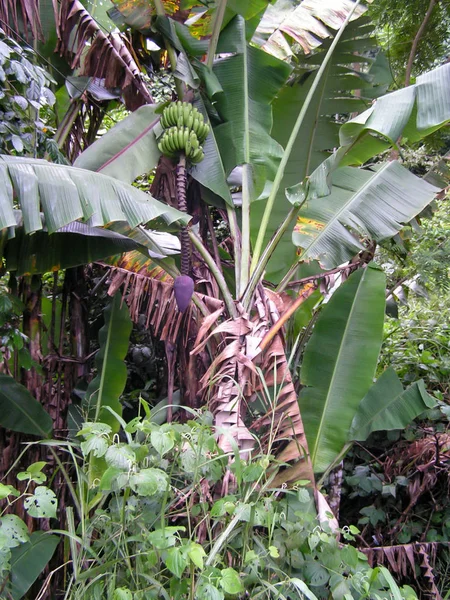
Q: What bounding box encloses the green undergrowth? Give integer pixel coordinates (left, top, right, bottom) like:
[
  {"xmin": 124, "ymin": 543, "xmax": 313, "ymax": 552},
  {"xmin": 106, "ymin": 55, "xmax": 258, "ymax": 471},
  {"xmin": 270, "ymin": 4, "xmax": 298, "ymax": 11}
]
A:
[{"xmin": 46, "ymin": 408, "xmax": 416, "ymax": 600}]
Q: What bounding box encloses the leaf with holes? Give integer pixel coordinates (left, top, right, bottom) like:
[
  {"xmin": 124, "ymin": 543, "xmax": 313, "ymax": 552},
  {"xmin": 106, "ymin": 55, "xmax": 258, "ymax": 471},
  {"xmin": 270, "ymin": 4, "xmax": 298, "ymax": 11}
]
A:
[{"xmin": 24, "ymin": 486, "xmax": 57, "ymax": 519}]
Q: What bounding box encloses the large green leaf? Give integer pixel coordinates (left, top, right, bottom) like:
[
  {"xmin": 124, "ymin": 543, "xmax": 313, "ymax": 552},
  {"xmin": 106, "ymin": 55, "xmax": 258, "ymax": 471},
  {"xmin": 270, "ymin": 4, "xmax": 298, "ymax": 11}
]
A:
[
  {"xmin": 0, "ymin": 155, "xmax": 190, "ymax": 235},
  {"xmin": 251, "ymin": 16, "xmax": 378, "ymax": 282},
  {"xmin": 9, "ymin": 532, "xmax": 59, "ymax": 600},
  {"xmin": 5, "ymin": 222, "xmax": 138, "ymax": 275},
  {"xmin": 0, "ymin": 374, "xmax": 52, "ymax": 436},
  {"xmin": 349, "ymin": 368, "xmax": 436, "ymax": 442},
  {"xmin": 292, "ymin": 161, "xmax": 439, "ymax": 269},
  {"xmin": 84, "ymin": 294, "xmax": 132, "ymax": 429},
  {"xmin": 73, "ymin": 105, "xmax": 162, "ymax": 184},
  {"xmin": 299, "ymin": 265, "xmax": 386, "ymax": 474},
  {"xmin": 340, "ymin": 62, "xmax": 450, "ymax": 162},
  {"xmin": 212, "ymin": 16, "xmax": 292, "ymax": 199}
]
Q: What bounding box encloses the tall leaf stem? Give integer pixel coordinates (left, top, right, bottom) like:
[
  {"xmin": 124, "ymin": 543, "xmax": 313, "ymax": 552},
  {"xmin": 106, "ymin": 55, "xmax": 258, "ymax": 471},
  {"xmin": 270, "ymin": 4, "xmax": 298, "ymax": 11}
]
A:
[
  {"xmin": 153, "ymin": 0, "xmax": 184, "ymax": 99},
  {"xmin": 242, "ymin": 204, "xmax": 301, "ymax": 310},
  {"xmin": 250, "ymin": 0, "xmax": 363, "ymax": 273},
  {"xmin": 206, "ymin": 0, "xmax": 228, "ymax": 69},
  {"xmin": 226, "ymin": 204, "xmax": 241, "ymax": 294},
  {"xmin": 240, "ymin": 163, "xmax": 251, "ymax": 297},
  {"xmin": 189, "ymin": 230, "xmax": 237, "ymax": 317}
]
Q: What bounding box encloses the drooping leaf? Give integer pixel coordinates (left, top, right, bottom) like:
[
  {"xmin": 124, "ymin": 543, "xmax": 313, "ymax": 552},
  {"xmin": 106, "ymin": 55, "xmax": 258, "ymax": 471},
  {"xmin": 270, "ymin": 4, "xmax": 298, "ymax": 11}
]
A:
[
  {"xmin": 4, "ymin": 223, "xmax": 138, "ymax": 275},
  {"xmin": 9, "ymin": 532, "xmax": 59, "ymax": 600},
  {"xmin": 84, "ymin": 294, "xmax": 132, "ymax": 429},
  {"xmin": 74, "ymin": 105, "xmax": 162, "ymax": 183},
  {"xmin": 299, "ymin": 265, "xmax": 386, "ymax": 474},
  {"xmin": 292, "ymin": 161, "xmax": 439, "ymax": 269},
  {"xmin": 0, "ymin": 374, "xmax": 52, "ymax": 437},
  {"xmin": 54, "ymin": 0, "xmax": 152, "ymax": 110},
  {"xmin": 0, "ymin": 155, "xmax": 190, "ymax": 236},
  {"xmin": 253, "ymin": 0, "xmax": 368, "ymax": 59},
  {"xmin": 349, "ymin": 368, "xmax": 437, "ymax": 441},
  {"xmin": 340, "ymin": 62, "xmax": 450, "ymax": 158}
]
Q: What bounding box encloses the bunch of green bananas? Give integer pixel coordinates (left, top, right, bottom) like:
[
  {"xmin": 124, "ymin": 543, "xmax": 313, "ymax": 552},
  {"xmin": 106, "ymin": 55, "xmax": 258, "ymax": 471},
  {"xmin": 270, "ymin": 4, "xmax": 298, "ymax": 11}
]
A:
[
  {"xmin": 158, "ymin": 126, "xmax": 205, "ymax": 163},
  {"xmin": 158, "ymin": 101, "xmax": 210, "ymax": 163}
]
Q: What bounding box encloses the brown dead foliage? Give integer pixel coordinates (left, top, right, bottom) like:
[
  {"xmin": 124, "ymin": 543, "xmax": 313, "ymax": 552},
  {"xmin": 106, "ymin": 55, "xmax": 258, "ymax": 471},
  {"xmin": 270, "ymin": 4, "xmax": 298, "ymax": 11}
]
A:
[
  {"xmin": 362, "ymin": 542, "xmax": 446, "ymax": 599},
  {"xmin": 53, "ymin": 0, "xmax": 152, "ymax": 110}
]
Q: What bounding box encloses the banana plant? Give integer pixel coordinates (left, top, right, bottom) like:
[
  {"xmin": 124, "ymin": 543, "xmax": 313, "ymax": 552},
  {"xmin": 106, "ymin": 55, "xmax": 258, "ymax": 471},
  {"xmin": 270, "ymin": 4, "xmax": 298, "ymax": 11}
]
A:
[{"xmin": 2, "ymin": 0, "xmax": 450, "ymax": 496}]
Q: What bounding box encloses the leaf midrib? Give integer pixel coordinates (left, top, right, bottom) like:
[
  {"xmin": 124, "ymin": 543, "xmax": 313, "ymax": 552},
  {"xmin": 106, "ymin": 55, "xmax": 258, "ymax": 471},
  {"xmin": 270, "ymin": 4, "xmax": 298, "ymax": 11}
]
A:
[
  {"xmin": 310, "ymin": 270, "xmax": 366, "ymax": 468},
  {"xmin": 301, "ymin": 161, "xmax": 391, "ymax": 259}
]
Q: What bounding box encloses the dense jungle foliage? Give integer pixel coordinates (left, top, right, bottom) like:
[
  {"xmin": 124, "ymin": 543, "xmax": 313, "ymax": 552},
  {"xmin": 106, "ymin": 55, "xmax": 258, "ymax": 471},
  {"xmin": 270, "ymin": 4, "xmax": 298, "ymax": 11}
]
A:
[{"xmin": 0, "ymin": 1, "xmax": 449, "ymax": 599}]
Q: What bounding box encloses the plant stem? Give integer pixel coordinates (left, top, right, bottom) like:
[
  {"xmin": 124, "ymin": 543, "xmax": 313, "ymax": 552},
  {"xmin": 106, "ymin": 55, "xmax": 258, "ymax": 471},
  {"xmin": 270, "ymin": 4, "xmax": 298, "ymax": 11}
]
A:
[
  {"xmin": 240, "ymin": 163, "xmax": 251, "ymax": 297},
  {"xmin": 405, "ymin": 0, "xmax": 436, "ymax": 88},
  {"xmin": 250, "ymin": 0, "xmax": 363, "ymax": 273},
  {"xmin": 206, "ymin": 0, "xmax": 228, "ymax": 69},
  {"xmin": 242, "ymin": 205, "xmax": 300, "ymax": 310},
  {"xmin": 227, "ymin": 204, "xmax": 241, "ymax": 298},
  {"xmin": 153, "ymin": 0, "xmax": 184, "ymax": 99},
  {"xmin": 189, "ymin": 230, "xmax": 237, "ymax": 317}
]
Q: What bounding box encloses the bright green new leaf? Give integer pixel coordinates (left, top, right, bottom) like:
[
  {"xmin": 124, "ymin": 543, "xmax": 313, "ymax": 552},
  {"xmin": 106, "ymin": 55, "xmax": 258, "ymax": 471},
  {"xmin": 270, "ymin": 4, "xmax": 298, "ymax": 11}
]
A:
[
  {"xmin": 84, "ymin": 294, "xmax": 132, "ymax": 429},
  {"xmin": 0, "ymin": 374, "xmax": 52, "ymax": 437},
  {"xmin": 0, "ymin": 483, "xmax": 19, "ymax": 500},
  {"xmin": 17, "ymin": 462, "xmax": 47, "ymax": 484},
  {"xmin": 299, "ymin": 265, "xmax": 386, "ymax": 474},
  {"xmin": 112, "ymin": 588, "xmax": 133, "ymax": 600},
  {"xmin": 349, "ymin": 368, "xmax": 436, "ymax": 441},
  {"xmin": 129, "ymin": 468, "xmax": 169, "ymax": 496},
  {"xmin": 166, "ymin": 546, "xmax": 188, "ymax": 579},
  {"xmin": 187, "ymin": 542, "xmax": 206, "ymax": 569},
  {"xmin": 24, "ymin": 486, "xmax": 57, "ymax": 519},
  {"xmin": 220, "ymin": 567, "xmax": 244, "ymax": 595},
  {"xmin": 9, "ymin": 532, "xmax": 59, "ymax": 600}
]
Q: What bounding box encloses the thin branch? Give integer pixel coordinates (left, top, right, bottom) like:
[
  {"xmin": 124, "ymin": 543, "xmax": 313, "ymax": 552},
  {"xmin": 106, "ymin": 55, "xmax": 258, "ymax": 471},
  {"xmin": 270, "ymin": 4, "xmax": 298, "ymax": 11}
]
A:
[
  {"xmin": 404, "ymin": 0, "xmax": 436, "ymax": 87},
  {"xmin": 250, "ymin": 0, "xmax": 363, "ymax": 273}
]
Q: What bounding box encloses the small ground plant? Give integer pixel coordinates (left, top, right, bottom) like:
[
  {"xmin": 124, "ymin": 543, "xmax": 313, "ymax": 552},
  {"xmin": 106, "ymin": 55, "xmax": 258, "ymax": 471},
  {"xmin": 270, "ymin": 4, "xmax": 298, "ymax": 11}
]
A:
[{"xmin": 58, "ymin": 407, "xmax": 417, "ymax": 600}]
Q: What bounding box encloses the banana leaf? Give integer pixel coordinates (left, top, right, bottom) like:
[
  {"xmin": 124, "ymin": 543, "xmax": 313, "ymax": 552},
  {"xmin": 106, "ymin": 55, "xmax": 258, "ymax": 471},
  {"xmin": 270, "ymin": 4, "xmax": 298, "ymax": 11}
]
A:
[
  {"xmin": 253, "ymin": 0, "xmax": 368, "ymax": 59},
  {"xmin": 84, "ymin": 294, "xmax": 132, "ymax": 429},
  {"xmin": 4, "ymin": 222, "xmax": 138, "ymax": 275},
  {"xmin": 0, "ymin": 155, "xmax": 190, "ymax": 235},
  {"xmin": 0, "ymin": 374, "xmax": 52, "ymax": 437},
  {"xmin": 74, "ymin": 104, "xmax": 162, "ymax": 183},
  {"xmin": 250, "ymin": 16, "xmax": 378, "ymax": 282},
  {"xmin": 292, "ymin": 161, "xmax": 439, "ymax": 269},
  {"xmin": 349, "ymin": 368, "xmax": 436, "ymax": 442},
  {"xmin": 340, "ymin": 62, "xmax": 450, "ymax": 162},
  {"xmin": 212, "ymin": 15, "xmax": 292, "ymax": 200},
  {"xmin": 299, "ymin": 264, "xmax": 386, "ymax": 474}
]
